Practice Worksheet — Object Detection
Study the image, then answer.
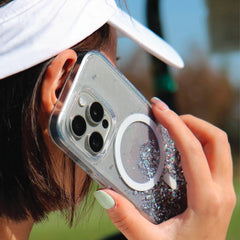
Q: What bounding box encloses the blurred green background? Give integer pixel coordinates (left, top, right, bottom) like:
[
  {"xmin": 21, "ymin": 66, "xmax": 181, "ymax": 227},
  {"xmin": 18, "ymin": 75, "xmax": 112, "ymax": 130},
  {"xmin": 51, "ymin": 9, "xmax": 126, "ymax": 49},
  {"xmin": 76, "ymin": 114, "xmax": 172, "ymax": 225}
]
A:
[
  {"xmin": 29, "ymin": 193, "xmax": 120, "ymax": 240},
  {"xmin": 30, "ymin": 179, "xmax": 239, "ymax": 240},
  {"xmin": 31, "ymin": 0, "xmax": 239, "ymax": 239}
]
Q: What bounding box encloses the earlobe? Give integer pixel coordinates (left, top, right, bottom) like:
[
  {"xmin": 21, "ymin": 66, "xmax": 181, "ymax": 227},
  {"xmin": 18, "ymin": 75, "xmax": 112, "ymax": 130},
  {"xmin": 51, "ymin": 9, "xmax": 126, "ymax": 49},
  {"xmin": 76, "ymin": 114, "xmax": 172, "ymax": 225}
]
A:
[{"xmin": 41, "ymin": 49, "xmax": 77, "ymax": 116}]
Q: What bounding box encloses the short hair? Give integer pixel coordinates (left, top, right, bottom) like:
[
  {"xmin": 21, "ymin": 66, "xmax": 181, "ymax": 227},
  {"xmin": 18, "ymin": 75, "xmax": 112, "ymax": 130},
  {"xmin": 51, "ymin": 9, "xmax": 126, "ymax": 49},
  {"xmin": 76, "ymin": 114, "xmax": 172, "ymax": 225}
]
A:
[{"xmin": 0, "ymin": 22, "xmax": 110, "ymax": 224}]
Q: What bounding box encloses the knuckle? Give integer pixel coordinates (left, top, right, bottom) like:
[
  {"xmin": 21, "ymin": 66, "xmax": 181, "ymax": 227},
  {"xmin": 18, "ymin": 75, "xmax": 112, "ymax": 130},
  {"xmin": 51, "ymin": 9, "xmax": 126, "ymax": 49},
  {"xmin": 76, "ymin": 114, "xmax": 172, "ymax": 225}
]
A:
[
  {"xmin": 216, "ymin": 129, "xmax": 229, "ymax": 143},
  {"xmin": 200, "ymin": 189, "xmax": 222, "ymax": 216},
  {"xmin": 208, "ymin": 192, "xmax": 220, "ymax": 209},
  {"xmin": 187, "ymin": 138, "xmax": 203, "ymax": 154},
  {"xmin": 208, "ymin": 128, "xmax": 230, "ymax": 151},
  {"xmin": 208, "ymin": 200, "xmax": 222, "ymax": 218},
  {"xmin": 115, "ymin": 221, "xmax": 129, "ymax": 234},
  {"xmin": 225, "ymin": 189, "xmax": 237, "ymax": 209},
  {"xmin": 202, "ymin": 187, "xmax": 237, "ymax": 218},
  {"xmin": 232, "ymin": 191, "xmax": 237, "ymax": 206},
  {"xmin": 181, "ymin": 114, "xmax": 195, "ymax": 120},
  {"xmin": 180, "ymin": 114, "xmax": 192, "ymax": 125},
  {"xmin": 111, "ymin": 213, "xmax": 131, "ymax": 233}
]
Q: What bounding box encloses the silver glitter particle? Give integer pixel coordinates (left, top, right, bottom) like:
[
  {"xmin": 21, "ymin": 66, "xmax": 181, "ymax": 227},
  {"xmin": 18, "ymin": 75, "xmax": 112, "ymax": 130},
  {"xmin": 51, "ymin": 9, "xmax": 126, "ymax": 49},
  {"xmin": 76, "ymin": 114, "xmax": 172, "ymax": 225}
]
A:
[{"xmin": 138, "ymin": 140, "xmax": 160, "ymax": 179}]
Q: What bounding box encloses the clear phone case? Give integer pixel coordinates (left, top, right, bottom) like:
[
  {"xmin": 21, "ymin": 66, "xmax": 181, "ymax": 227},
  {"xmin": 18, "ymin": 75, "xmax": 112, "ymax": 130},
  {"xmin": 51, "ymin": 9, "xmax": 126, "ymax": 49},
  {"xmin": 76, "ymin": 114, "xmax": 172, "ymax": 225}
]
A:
[{"xmin": 49, "ymin": 51, "xmax": 187, "ymax": 224}]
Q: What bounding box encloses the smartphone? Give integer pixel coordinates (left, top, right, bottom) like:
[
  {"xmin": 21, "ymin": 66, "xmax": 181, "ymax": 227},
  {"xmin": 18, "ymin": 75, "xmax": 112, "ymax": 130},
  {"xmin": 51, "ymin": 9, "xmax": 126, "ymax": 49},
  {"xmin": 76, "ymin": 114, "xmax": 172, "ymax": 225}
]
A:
[{"xmin": 49, "ymin": 51, "xmax": 187, "ymax": 224}]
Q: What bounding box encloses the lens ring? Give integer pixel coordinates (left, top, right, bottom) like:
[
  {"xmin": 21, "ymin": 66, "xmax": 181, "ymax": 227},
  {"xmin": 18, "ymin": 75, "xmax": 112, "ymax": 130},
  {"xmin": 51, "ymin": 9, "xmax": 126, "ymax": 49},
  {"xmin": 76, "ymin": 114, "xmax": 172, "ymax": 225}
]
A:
[
  {"xmin": 89, "ymin": 102, "xmax": 104, "ymax": 123},
  {"xmin": 71, "ymin": 115, "xmax": 86, "ymax": 137},
  {"xmin": 89, "ymin": 132, "xmax": 103, "ymax": 153}
]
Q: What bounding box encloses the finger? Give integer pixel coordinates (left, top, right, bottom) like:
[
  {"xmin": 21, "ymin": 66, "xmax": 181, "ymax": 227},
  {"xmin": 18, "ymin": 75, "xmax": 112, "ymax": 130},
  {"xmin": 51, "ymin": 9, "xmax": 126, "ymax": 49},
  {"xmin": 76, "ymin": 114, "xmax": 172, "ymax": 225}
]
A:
[
  {"xmin": 94, "ymin": 189, "xmax": 156, "ymax": 240},
  {"xmin": 180, "ymin": 114, "xmax": 233, "ymax": 184},
  {"xmin": 151, "ymin": 98, "xmax": 212, "ymax": 193}
]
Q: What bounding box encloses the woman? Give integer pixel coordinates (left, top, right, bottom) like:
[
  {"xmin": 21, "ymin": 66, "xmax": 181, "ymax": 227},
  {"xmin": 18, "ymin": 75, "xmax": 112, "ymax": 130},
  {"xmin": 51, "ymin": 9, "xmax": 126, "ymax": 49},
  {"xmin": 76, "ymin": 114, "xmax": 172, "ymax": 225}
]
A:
[{"xmin": 0, "ymin": 0, "xmax": 236, "ymax": 239}]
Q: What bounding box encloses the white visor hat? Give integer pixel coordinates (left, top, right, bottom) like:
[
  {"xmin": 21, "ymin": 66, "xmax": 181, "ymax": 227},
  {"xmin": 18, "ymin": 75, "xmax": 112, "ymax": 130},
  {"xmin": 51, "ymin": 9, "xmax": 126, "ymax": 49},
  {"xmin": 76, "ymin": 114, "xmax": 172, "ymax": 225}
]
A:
[{"xmin": 0, "ymin": 0, "xmax": 184, "ymax": 79}]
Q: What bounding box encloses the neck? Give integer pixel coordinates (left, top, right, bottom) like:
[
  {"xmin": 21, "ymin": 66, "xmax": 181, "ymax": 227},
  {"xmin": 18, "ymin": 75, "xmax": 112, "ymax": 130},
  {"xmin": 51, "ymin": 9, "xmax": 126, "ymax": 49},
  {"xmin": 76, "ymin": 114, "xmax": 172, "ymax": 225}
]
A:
[{"xmin": 0, "ymin": 217, "xmax": 34, "ymax": 240}]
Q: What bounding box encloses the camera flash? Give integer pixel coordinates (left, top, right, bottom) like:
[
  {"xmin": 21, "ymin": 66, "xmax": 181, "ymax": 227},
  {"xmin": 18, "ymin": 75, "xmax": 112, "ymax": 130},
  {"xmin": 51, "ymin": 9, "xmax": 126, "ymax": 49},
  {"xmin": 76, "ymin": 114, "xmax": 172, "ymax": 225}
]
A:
[{"xmin": 78, "ymin": 96, "xmax": 87, "ymax": 107}]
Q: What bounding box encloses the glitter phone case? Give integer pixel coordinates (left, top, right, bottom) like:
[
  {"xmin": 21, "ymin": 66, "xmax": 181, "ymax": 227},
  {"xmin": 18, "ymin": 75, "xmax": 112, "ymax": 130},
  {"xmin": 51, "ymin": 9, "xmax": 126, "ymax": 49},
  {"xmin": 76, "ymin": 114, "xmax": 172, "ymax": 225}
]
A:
[{"xmin": 49, "ymin": 51, "xmax": 187, "ymax": 224}]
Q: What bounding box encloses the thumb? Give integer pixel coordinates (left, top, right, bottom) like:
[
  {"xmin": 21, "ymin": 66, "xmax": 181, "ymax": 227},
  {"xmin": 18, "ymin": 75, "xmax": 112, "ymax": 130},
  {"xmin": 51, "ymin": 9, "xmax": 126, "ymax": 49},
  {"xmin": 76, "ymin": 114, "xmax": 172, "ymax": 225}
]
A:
[{"xmin": 94, "ymin": 189, "xmax": 155, "ymax": 240}]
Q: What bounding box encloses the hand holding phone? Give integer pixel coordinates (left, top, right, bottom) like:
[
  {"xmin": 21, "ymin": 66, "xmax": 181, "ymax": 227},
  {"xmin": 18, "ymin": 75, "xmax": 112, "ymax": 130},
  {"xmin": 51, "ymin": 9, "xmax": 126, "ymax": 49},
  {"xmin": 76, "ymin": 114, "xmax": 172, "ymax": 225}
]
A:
[
  {"xmin": 101, "ymin": 103, "xmax": 236, "ymax": 240},
  {"xmin": 49, "ymin": 51, "xmax": 187, "ymax": 224}
]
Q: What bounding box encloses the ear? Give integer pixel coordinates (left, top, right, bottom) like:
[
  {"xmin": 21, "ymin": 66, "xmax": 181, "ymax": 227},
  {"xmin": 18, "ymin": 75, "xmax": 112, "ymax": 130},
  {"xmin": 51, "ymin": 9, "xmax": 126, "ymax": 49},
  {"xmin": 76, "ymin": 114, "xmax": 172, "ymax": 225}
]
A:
[{"xmin": 41, "ymin": 49, "xmax": 77, "ymax": 116}]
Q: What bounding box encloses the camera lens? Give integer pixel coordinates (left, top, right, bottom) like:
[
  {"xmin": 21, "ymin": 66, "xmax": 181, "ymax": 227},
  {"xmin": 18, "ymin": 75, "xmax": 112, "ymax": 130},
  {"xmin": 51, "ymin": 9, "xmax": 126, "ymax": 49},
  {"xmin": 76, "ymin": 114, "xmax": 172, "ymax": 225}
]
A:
[
  {"xmin": 89, "ymin": 102, "xmax": 104, "ymax": 123},
  {"xmin": 89, "ymin": 132, "xmax": 103, "ymax": 153},
  {"xmin": 102, "ymin": 119, "xmax": 109, "ymax": 129},
  {"xmin": 71, "ymin": 115, "xmax": 86, "ymax": 137}
]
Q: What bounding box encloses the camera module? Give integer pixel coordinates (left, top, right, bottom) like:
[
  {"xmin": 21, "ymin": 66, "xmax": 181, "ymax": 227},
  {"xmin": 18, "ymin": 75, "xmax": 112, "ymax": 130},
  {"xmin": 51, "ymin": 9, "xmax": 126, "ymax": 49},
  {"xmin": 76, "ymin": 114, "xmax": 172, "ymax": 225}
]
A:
[
  {"xmin": 89, "ymin": 132, "xmax": 103, "ymax": 153},
  {"xmin": 89, "ymin": 102, "xmax": 104, "ymax": 123},
  {"xmin": 71, "ymin": 115, "xmax": 87, "ymax": 137}
]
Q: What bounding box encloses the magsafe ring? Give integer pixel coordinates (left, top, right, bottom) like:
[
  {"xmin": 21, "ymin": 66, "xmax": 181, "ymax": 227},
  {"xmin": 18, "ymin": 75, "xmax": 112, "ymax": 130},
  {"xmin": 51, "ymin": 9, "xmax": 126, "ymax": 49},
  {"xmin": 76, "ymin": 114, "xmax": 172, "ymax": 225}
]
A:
[{"xmin": 114, "ymin": 113, "xmax": 164, "ymax": 191}]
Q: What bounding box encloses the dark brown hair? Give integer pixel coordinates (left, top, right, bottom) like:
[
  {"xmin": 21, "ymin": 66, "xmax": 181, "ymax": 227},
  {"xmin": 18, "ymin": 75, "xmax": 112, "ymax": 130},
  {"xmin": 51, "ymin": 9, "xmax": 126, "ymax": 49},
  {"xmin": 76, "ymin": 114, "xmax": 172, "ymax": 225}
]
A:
[
  {"xmin": 0, "ymin": 23, "xmax": 110, "ymax": 224},
  {"xmin": 0, "ymin": 0, "xmax": 13, "ymax": 7}
]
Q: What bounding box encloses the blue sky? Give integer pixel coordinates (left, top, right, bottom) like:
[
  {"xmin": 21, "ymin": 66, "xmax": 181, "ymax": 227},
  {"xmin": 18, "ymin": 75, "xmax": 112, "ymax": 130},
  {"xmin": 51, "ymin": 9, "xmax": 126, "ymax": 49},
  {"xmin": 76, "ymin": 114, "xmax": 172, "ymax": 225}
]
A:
[{"xmin": 116, "ymin": 0, "xmax": 240, "ymax": 87}]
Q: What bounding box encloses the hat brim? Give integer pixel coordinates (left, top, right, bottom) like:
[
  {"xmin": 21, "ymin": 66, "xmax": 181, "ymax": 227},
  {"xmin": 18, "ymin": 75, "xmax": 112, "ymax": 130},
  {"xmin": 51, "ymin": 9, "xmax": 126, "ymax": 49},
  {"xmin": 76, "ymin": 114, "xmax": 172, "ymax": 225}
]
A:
[
  {"xmin": 108, "ymin": 7, "xmax": 184, "ymax": 69},
  {"xmin": 0, "ymin": 0, "xmax": 184, "ymax": 79}
]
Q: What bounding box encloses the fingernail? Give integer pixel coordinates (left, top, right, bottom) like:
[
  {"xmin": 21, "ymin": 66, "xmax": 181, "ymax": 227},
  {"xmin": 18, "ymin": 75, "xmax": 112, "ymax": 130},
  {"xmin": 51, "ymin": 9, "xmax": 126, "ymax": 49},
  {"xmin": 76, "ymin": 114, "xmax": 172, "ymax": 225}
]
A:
[
  {"xmin": 151, "ymin": 97, "xmax": 169, "ymax": 111},
  {"xmin": 94, "ymin": 190, "xmax": 115, "ymax": 210}
]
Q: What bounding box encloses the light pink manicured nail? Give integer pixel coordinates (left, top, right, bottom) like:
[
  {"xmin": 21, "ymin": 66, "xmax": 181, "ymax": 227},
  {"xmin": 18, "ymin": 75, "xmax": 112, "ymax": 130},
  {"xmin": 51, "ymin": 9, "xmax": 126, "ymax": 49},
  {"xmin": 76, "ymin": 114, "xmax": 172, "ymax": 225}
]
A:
[{"xmin": 151, "ymin": 97, "xmax": 169, "ymax": 111}]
